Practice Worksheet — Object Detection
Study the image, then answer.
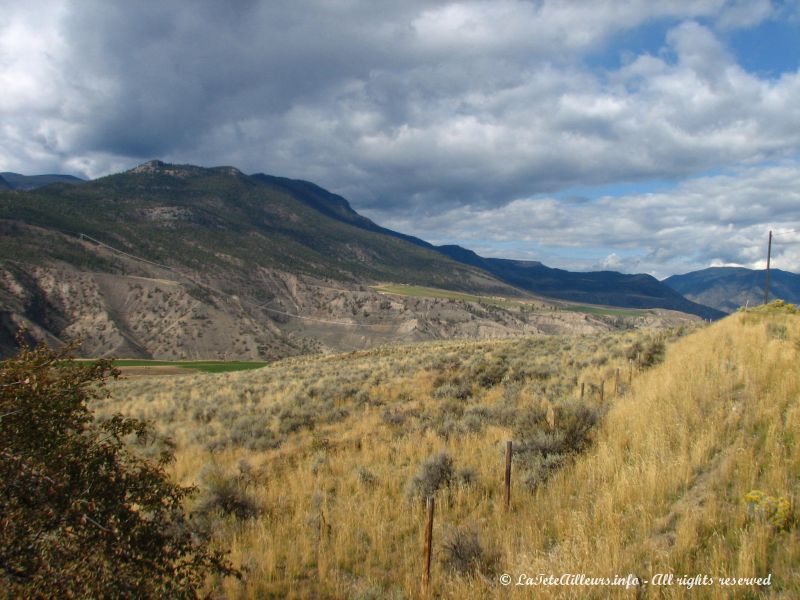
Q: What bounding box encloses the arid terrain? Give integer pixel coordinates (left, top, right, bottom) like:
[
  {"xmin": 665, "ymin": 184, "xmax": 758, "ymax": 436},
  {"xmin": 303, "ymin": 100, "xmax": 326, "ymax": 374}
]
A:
[
  {"xmin": 95, "ymin": 305, "xmax": 799, "ymax": 598},
  {"xmin": 0, "ymin": 238, "xmax": 698, "ymax": 361}
]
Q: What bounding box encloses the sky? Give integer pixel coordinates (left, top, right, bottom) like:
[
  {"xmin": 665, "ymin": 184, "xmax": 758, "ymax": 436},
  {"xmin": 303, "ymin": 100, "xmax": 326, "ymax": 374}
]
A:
[{"xmin": 1, "ymin": 0, "xmax": 799, "ymax": 277}]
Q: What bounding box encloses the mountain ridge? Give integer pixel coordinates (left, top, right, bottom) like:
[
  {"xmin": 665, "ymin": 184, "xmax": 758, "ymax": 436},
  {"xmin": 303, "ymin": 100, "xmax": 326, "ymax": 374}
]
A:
[
  {"xmin": 0, "ymin": 161, "xmax": 596, "ymax": 358},
  {"xmin": 242, "ymin": 167, "xmax": 723, "ymax": 320},
  {"xmin": 0, "ymin": 160, "xmax": 717, "ymax": 358},
  {"xmin": 0, "ymin": 172, "xmax": 85, "ymax": 190},
  {"xmin": 664, "ymin": 266, "xmax": 800, "ymax": 313},
  {"xmin": 428, "ymin": 247, "xmax": 724, "ymax": 319}
]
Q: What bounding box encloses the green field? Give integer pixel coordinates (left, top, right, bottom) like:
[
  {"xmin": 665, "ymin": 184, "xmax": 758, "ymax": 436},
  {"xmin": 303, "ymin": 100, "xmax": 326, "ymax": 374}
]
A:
[
  {"xmin": 373, "ymin": 283, "xmax": 645, "ymax": 316},
  {"xmin": 372, "ymin": 283, "xmax": 532, "ymax": 309},
  {"xmin": 75, "ymin": 359, "xmax": 267, "ymax": 373},
  {"xmin": 561, "ymin": 304, "xmax": 644, "ymax": 317}
]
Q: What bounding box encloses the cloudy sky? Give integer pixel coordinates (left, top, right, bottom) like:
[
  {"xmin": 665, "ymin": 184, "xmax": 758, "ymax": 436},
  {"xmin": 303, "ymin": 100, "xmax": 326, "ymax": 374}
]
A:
[{"xmin": 1, "ymin": 1, "xmax": 799, "ymax": 277}]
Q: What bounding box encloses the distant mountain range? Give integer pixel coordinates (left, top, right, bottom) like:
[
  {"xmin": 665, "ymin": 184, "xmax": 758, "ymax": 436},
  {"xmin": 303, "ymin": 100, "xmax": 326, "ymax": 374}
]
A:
[
  {"xmin": 432, "ymin": 247, "xmax": 725, "ymax": 319},
  {"xmin": 248, "ymin": 172, "xmax": 723, "ymax": 320},
  {"xmin": 664, "ymin": 267, "xmax": 800, "ymax": 313},
  {"xmin": 0, "ymin": 172, "xmax": 85, "ymax": 190},
  {"xmin": 0, "ymin": 160, "xmax": 723, "ymax": 358}
]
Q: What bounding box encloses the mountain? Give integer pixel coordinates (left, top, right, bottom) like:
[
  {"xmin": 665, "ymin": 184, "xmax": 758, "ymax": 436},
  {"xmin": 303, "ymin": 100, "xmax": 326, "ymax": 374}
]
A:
[
  {"xmin": 0, "ymin": 172, "xmax": 85, "ymax": 190},
  {"xmin": 0, "ymin": 175, "xmax": 11, "ymax": 191},
  {"xmin": 247, "ymin": 175, "xmax": 723, "ymax": 320},
  {"xmin": 434, "ymin": 247, "xmax": 724, "ymax": 320},
  {"xmin": 250, "ymin": 173, "xmax": 440, "ymax": 249},
  {"xmin": 0, "ymin": 160, "xmax": 609, "ymax": 359},
  {"xmin": 0, "ymin": 160, "xmax": 504, "ymax": 291},
  {"xmin": 0, "ymin": 160, "xmax": 714, "ymax": 359},
  {"xmin": 663, "ymin": 267, "xmax": 800, "ymax": 313}
]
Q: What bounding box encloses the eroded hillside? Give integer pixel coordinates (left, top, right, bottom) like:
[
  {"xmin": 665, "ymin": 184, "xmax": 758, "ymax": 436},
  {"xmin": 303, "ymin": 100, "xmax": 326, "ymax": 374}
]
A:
[
  {"xmin": 0, "ymin": 161, "xmax": 709, "ymax": 359},
  {"xmin": 0, "ymin": 227, "xmax": 693, "ymax": 359}
]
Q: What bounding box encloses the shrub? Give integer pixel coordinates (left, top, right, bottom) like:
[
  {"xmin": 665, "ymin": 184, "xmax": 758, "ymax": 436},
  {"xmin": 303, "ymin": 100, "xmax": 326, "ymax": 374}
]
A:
[
  {"xmin": 380, "ymin": 409, "xmax": 408, "ymax": 427},
  {"xmin": 0, "ymin": 338, "xmax": 235, "ymax": 597},
  {"xmin": 626, "ymin": 338, "xmax": 665, "ymax": 368},
  {"xmin": 518, "ymin": 452, "xmax": 569, "ymax": 490},
  {"xmin": 744, "ymin": 490, "xmax": 794, "ymax": 530},
  {"xmin": 229, "ymin": 414, "xmax": 281, "ymax": 450},
  {"xmin": 460, "ymin": 409, "xmax": 487, "ymax": 433},
  {"xmin": 356, "ymin": 466, "xmax": 378, "ymax": 488},
  {"xmin": 440, "ymin": 525, "xmax": 499, "ymax": 576},
  {"xmin": 470, "ymin": 359, "xmax": 507, "ymax": 387},
  {"xmin": 502, "ymin": 381, "xmax": 522, "ymax": 403},
  {"xmin": 766, "ymin": 323, "xmax": 788, "ymax": 340},
  {"xmin": 434, "ymin": 417, "xmax": 463, "ymax": 440},
  {"xmin": 197, "ymin": 462, "xmax": 260, "ymax": 520},
  {"xmin": 512, "ymin": 405, "xmax": 548, "ymax": 437},
  {"xmin": 514, "ymin": 401, "xmax": 602, "ymax": 490},
  {"xmin": 278, "ymin": 404, "xmax": 316, "ymax": 434},
  {"xmin": 432, "ymin": 380, "xmax": 472, "ymax": 400},
  {"xmin": 557, "ymin": 402, "xmax": 602, "ymax": 452},
  {"xmin": 406, "ymin": 452, "xmax": 455, "ymax": 502},
  {"xmin": 455, "ymin": 467, "xmax": 478, "ymax": 487}
]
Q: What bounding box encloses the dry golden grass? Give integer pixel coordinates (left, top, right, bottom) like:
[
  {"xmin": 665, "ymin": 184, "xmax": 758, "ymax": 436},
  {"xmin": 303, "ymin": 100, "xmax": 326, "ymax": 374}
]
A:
[{"xmin": 96, "ymin": 314, "xmax": 798, "ymax": 599}]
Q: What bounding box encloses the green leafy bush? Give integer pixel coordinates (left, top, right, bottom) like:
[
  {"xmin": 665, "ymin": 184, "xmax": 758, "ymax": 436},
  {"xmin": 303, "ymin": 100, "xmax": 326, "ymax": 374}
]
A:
[{"xmin": 0, "ymin": 338, "xmax": 235, "ymax": 598}]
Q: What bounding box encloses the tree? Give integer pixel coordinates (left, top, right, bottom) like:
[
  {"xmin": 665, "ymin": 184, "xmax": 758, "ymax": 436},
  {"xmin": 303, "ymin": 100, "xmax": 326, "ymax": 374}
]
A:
[{"xmin": 0, "ymin": 338, "xmax": 236, "ymax": 598}]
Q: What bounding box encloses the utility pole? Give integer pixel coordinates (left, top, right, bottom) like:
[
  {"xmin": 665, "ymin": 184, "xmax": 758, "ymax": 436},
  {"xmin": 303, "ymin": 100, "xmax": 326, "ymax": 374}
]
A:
[{"xmin": 764, "ymin": 230, "xmax": 773, "ymax": 305}]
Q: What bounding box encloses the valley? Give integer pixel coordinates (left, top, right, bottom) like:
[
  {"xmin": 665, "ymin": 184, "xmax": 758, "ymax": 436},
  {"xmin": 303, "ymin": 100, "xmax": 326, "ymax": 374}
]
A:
[
  {"xmin": 0, "ymin": 244, "xmax": 698, "ymax": 361},
  {"xmin": 2, "ymin": 5, "xmax": 798, "ymax": 598},
  {"xmin": 0, "ymin": 161, "xmax": 716, "ymax": 360}
]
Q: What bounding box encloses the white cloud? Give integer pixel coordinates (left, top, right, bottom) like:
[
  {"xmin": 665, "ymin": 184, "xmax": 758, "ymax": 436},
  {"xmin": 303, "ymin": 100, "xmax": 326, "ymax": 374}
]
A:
[
  {"xmin": 369, "ymin": 161, "xmax": 800, "ymax": 276},
  {"xmin": 596, "ymin": 253, "xmax": 625, "ymax": 271},
  {"xmin": 715, "ymin": 0, "xmax": 775, "ymax": 29},
  {"xmin": 0, "ymin": 1, "xmax": 798, "ymax": 275}
]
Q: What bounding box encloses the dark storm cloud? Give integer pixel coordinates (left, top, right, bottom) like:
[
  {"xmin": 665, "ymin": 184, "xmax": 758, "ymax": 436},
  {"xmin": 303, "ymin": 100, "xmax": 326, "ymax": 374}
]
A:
[{"xmin": 60, "ymin": 1, "xmax": 415, "ymax": 158}]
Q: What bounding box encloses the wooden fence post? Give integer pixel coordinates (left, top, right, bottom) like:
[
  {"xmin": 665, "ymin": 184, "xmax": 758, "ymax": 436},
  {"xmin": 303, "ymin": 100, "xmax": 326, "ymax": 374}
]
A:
[
  {"xmin": 615, "ymin": 368, "xmax": 620, "ymax": 395},
  {"xmin": 600, "ymin": 380, "xmax": 605, "ymax": 403},
  {"xmin": 580, "ymin": 382, "xmax": 585, "ymax": 399},
  {"xmin": 422, "ymin": 496, "xmax": 435, "ymax": 597},
  {"xmin": 504, "ymin": 441, "xmax": 513, "ymax": 512}
]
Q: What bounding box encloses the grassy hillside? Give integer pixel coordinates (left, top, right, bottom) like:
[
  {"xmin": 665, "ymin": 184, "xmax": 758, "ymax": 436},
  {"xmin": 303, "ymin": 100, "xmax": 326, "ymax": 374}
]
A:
[
  {"xmin": 1, "ymin": 161, "xmax": 706, "ymax": 361},
  {"xmin": 0, "ymin": 161, "xmax": 506, "ymax": 293},
  {"xmin": 97, "ymin": 307, "xmax": 799, "ymax": 598},
  {"xmin": 100, "ymin": 309, "xmax": 800, "ymax": 598},
  {"xmin": 101, "ymin": 330, "xmax": 645, "ymax": 598},
  {"xmin": 74, "ymin": 359, "xmax": 268, "ymax": 373},
  {"xmin": 0, "ymin": 161, "xmax": 541, "ymax": 359},
  {"xmin": 0, "ymin": 161, "xmax": 723, "ymax": 330},
  {"xmin": 375, "ymin": 283, "xmax": 651, "ymax": 316}
]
